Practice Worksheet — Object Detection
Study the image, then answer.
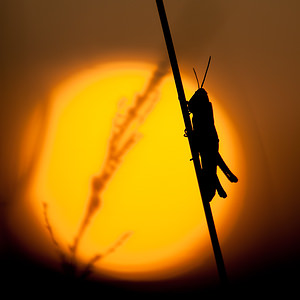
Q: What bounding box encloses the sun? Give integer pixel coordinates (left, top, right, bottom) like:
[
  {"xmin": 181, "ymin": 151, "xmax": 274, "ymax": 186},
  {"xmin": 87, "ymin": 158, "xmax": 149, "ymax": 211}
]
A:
[{"xmin": 27, "ymin": 61, "xmax": 244, "ymax": 281}]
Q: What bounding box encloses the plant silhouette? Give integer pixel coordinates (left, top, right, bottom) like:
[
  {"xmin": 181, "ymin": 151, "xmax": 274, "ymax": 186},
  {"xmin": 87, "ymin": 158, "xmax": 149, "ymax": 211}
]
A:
[
  {"xmin": 69, "ymin": 61, "xmax": 169, "ymax": 256},
  {"xmin": 43, "ymin": 61, "xmax": 169, "ymax": 278}
]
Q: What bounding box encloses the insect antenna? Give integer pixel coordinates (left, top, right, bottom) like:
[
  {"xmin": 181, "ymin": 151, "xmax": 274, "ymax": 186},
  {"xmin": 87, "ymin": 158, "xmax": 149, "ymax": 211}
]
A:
[
  {"xmin": 193, "ymin": 68, "xmax": 200, "ymax": 89},
  {"xmin": 201, "ymin": 56, "xmax": 211, "ymax": 88}
]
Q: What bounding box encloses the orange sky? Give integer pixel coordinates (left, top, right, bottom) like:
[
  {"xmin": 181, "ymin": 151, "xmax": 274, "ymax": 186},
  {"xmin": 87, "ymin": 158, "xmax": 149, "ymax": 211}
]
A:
[{"xmin": 1, "ymin": 0, "xmax": 299, "ymax": 294}]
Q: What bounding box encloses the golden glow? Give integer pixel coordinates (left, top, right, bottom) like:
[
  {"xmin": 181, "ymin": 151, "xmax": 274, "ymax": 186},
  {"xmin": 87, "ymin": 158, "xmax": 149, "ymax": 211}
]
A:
[{"xmin": 28, "ymin": 61, "xmax": 245, "ymax": 280}]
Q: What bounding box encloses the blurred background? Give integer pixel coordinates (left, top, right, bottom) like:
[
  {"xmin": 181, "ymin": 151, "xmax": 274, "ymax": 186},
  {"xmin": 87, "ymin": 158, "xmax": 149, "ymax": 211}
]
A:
[{"xmin": 0, "ymin": 0, "xmax": 299, "ymax": 296}]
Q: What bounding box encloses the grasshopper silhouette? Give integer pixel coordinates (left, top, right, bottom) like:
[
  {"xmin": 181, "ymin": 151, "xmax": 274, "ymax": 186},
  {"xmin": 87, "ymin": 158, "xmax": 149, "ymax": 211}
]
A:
[{"xmin": 188, "ymin": 88, "xmax": 238, "ymax": 202}]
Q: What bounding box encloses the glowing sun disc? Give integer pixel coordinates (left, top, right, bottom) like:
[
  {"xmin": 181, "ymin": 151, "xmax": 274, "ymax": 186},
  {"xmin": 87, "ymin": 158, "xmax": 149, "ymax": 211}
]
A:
[{"xmin": 28, "ymin": 61, "xmax": 244, "ymax": 281}]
